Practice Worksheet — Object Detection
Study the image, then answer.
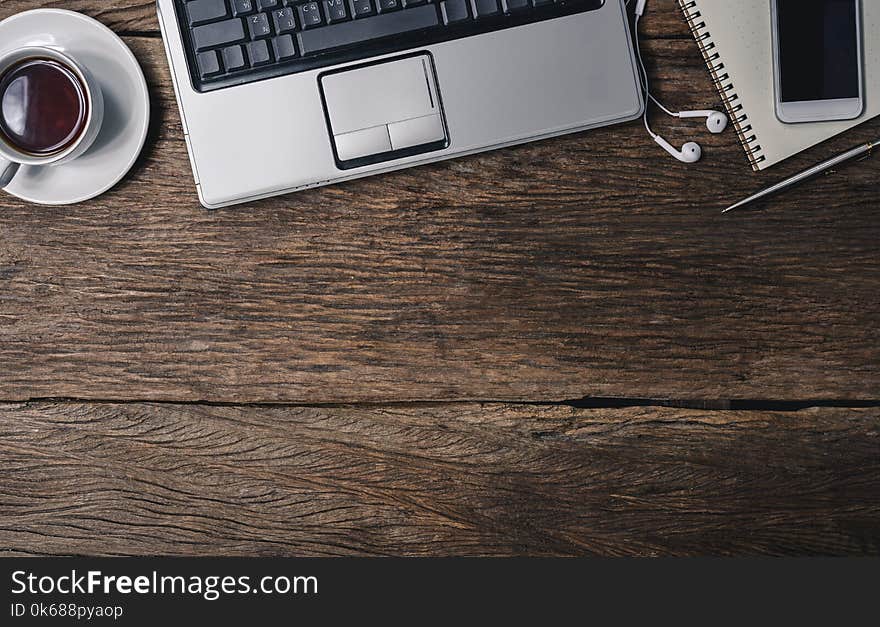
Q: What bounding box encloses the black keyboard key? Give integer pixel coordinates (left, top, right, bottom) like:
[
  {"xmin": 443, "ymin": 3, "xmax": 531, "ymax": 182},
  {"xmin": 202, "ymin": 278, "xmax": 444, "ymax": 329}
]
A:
[
  {"xmin": 247, "ymin": 13, "xmax": 272, "ymax": 37},
  {"xmin": 377, "ymin": 0, "xmax": 400, "ymax": 12},
  {"xmin": 297, "ymin": 4, "xmax": 439, "ymax": 54},
  {"xmin": 440, "ymin": 0, "xmax": 469, "ymax": 23},
  {"xmin": 272, "ymin": 6, "xmax": 297, "ymax": 32},
  {"xmin": 187, "ymin": 0, "xmax": 228, "ymax": 25},
  {"xmin": 402, "ymin": 0, "xmax": 426, "ymax": 6},
  {"xmin": 252, "ymin": 15, "xmax": 273, "ymax": 36},
  {"xmin": 470, "ymin": 0, "xmax": 499, "ymax": 16},
  {"xmin": 531, "ymin": 0, "xmax": 553, "ymax": 5},
  {"xmin": 298, "ymin": 2, "xmax": 324, "ymax": 28},
  {"xmin": 247, "ymin": 40, "xmax": 273, "ymax": 65},
  {"xmin": 324, "ymin": 0, "xmax": 349, "ymax": 22},
  {"xmin": 196, "ymin": 50, "xmax": 222, "ymax": 78},
  {"xmin": 501, "ymin": 0, "xmax": 528, "ymax": 10},
  {"xmin": 192, "ymin": 19, "xmax": 246, "ymax": 51},
  {"xmin": 222, "ymin": 45, "xmax": 247, "ymax": 70},
  {"xmin": 272, "ymin": 34, "xmax": 298, "ymax": 59},
  {"xmin": 256, "ymin": 0, "xmax": 279, "ymax": 9},
  {"xmin": 349, "ymin": 0, "xmax": 374, "ymax": 17},
  {"xmin": 231, "ymin": 0, "xmax": 255, "ymax": 15}
]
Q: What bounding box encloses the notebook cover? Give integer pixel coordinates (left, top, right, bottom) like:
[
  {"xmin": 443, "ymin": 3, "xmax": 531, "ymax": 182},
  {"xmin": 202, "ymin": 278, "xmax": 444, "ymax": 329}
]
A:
[{"xmin": 678, "ymin": 0, "xmax": 879, "ymax": 170}]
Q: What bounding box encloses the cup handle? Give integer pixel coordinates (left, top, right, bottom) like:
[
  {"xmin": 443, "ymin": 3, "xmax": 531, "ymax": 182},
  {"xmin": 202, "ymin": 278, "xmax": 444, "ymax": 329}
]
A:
[{"xmin": 0, "ymin": 157, "xmax": 20, "ymax": 188}]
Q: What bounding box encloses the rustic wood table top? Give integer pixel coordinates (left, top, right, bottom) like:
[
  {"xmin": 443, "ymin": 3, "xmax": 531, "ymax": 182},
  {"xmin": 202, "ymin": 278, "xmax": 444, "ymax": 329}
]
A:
[{"xmin": 1, "ymin": 0, "xmax": 878, "ymax": 556}]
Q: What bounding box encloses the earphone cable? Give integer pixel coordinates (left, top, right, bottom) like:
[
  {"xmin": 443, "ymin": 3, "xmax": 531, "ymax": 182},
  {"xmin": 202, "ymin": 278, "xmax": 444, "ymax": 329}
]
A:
[
  {"xmin": 630, "ymin": 0, "xmax": 685, "ymax": 125},
  {"xmin": 633, "ymin": 14, "xmax": 658, "ymax": 139}
]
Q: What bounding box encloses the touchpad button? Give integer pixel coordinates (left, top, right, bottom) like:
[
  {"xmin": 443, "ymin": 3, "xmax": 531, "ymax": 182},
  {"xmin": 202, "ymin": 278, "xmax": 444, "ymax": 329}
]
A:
[{"xmin": 321, "ymin": 54, "xmax": 448, "ymax": 168}]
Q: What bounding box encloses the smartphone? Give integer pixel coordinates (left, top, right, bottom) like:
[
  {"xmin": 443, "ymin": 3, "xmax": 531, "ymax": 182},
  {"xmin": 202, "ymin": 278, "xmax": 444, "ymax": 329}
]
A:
[{"xmin": 771, "ymin": 0, "xmax": 864, "ymax": 124}]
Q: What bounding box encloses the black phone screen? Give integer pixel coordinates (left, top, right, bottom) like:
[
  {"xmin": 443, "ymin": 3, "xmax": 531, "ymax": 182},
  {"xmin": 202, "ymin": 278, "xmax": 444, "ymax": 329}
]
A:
[{"xmin": 776, "ymin": 0, "xmax": 860, "ymax": 102}]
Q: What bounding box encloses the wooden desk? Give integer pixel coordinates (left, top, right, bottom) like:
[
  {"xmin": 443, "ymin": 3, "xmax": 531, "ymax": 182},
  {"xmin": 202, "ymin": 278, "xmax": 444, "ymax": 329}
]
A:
[{"xmin": 1, "ymin": 0, "xmax": 878, "ymax": 556}]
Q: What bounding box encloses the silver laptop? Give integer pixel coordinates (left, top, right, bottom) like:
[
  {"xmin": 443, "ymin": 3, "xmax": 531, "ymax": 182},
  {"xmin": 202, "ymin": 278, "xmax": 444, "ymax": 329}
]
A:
[{"xmin": 157, "ymin": 0, "xmax": 643, "ymax": 208}]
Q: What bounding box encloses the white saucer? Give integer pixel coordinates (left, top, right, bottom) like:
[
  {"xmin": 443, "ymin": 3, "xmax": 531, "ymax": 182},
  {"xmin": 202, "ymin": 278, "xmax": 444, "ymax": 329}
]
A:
[{"xmin": 0, "ymin": 9, "xmax": 150, "ymax": 205}]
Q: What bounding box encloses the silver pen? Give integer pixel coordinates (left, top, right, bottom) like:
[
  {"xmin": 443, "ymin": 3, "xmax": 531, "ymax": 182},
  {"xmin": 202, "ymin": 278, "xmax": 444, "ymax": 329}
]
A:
[{"xmin": 723, "ymin": 139, "xmax": 876, "ymax": 213}]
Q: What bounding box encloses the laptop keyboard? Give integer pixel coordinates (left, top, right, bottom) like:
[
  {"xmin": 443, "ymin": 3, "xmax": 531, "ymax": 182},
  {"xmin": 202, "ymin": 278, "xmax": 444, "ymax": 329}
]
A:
[{"xmin": 174, "ymin": 0, "xmax": 605, "ymax": 91}]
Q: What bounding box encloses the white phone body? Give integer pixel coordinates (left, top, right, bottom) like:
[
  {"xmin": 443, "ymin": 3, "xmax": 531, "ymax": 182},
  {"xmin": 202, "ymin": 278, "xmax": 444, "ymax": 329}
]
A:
[{"xmin": 771, "ymin": 0, "xmax": 865, "ymax": 124}]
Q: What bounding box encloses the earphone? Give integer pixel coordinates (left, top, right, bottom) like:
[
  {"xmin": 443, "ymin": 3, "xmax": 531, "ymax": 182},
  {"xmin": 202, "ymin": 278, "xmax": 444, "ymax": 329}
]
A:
[
  {"xmin": 654, "ymin": 135, "xmax": 702, "ymax": 163},
  {"xmin": 680, "ymin": 110, "xmax": 729, "ymax": 134},
  {"xmin": 629, "ymin": 0, "xmax": 728, "ymax": 163}
]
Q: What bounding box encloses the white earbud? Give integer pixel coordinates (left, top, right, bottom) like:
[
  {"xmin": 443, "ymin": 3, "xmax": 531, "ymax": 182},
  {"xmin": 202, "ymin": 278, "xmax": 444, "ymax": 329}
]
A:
[
  {"xmin": 653, "ymin": 135, "xmax": 702, "ymax": 163},
  {"xmin": 633, "ymin": 0, "xmax": 717, "ymax": 165},
  {"xmin": 678, "ymin": 110, "xmax": 729, "ymax": 134}
]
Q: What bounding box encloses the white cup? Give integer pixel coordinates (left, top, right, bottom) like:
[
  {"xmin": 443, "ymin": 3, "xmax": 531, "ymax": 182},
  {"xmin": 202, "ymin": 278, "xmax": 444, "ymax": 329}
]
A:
[{"xmin": 0, "ymin": 46, "xmax": 104, "ymax": 188}]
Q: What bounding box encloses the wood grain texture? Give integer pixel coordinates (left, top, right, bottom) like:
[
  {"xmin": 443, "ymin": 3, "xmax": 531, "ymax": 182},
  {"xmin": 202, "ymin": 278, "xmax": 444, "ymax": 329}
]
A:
[
  {"xmin": 0, "ymin": 0, "xmax": 878, "ymax": 404},
  {"xmin": 0, "ymin": 0, "xmax": 160, "ymax": 33},
  {"xmin": 1, "ymin": 0, "xmax": 876, "ymax": 559},
  {"xmin": 1, "ymin": 402, "xmax": 878, "ymax": 556}
]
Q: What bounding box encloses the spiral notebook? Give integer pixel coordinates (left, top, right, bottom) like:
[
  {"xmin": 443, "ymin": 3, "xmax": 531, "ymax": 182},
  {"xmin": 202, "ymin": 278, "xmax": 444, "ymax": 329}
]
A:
[{"xmin": 678, "ymin": 0, "xmax": 880, "ymax": 171}]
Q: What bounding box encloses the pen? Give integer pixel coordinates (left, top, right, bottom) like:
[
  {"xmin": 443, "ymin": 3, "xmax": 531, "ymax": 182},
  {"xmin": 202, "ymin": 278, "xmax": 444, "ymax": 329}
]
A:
[{"xmin": 722, "ymin": 139, "xmax": 876, "ymax": 213}]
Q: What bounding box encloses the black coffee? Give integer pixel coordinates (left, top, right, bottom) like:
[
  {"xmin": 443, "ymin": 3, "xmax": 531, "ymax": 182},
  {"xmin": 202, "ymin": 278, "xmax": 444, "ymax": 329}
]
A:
[{"xmin": 0, "ymin": 58, "xmax": 88, "ymax": 156}]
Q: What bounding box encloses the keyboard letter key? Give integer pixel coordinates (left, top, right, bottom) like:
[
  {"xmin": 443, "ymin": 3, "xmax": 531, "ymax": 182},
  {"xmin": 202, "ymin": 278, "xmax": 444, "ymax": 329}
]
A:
[
  {"xmin": 377, "ymin": 0, "xmax": 400, "ymax": 12},
  {"xmin": 349, "ymin": 0, "xmax": 374, "ymax": 17},
  {"xmin": 298, "ymin": 2, "xmax": 324, "ymax": 28},
  {"xmin": 324, "ymin": 0, "xmax": 349, "ymax": 22},
  {"xmin": 248, "ymin": 13, "xmax": 272, "ymax": 38},
  {"xmin": 231, "ymin": 0, "xmax": 256, "ymax": 16},
  {"xmin": 272, "ymin": 7, "xmax": 298, "ymax": 33}
]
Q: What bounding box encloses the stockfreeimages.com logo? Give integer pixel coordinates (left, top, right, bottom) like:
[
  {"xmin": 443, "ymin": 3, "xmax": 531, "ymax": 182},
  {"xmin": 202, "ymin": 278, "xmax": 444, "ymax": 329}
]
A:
[{"xmin": 11, "ymin": 570, "xmax": 318, "ymax": 602}]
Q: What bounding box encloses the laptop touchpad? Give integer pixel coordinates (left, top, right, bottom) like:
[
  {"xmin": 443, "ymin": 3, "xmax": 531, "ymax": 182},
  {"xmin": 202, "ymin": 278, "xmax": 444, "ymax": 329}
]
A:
[{"xmin": 321, "ymin": 54, "xmax": 448, "ymax": 169}]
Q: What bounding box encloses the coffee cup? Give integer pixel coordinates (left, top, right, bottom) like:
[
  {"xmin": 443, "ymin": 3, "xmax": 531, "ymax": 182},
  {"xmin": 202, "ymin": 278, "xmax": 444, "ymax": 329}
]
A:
[{"xmin": 0, "ymin": 46, "xmax": 104, "ymax": 188}]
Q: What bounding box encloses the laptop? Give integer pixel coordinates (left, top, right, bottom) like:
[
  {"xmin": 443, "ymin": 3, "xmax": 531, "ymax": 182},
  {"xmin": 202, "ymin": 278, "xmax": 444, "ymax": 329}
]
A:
[{"xmin": 157, "ymin": 0, "xmax": 643, "ymax": 208}]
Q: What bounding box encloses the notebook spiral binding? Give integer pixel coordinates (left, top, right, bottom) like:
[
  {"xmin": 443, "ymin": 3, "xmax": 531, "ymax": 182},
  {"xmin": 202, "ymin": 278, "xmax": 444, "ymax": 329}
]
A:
[{"xmin": 677, "ymin": 0, "xmax": 767, "ymax": 171}]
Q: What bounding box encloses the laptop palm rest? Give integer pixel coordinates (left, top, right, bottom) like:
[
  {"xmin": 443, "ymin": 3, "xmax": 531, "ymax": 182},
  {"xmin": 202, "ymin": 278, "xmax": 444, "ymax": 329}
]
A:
[{"xmin": 320, "ymin": 54, "xmax": 449, "ymax": 170}]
